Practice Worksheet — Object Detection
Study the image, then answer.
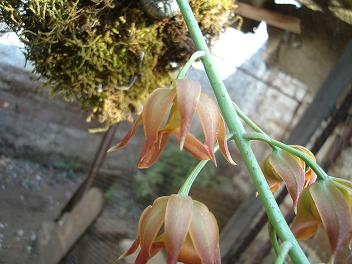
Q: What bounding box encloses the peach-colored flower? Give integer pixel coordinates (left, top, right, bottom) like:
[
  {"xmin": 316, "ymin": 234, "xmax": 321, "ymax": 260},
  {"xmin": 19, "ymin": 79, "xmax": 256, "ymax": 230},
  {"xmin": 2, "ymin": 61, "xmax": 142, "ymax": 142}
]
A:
[
  {"xmin": 119, "ymin": 194, "xmax": 221, "ymax": 264},
  {"xmin": 261, "ymin": 146, "xmax": 317, "ymax": 206},
  {"xmin": 291, "ymin": 178, "xmax": 352, "ymax": 255},
  {"xmin": 108, "ymin": 80, "xmax": 235, "ymax": 168}
]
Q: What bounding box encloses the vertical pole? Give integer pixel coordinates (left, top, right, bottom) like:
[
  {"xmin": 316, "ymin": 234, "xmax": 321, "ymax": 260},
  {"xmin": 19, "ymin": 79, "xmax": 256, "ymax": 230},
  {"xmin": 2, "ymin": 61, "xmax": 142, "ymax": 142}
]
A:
[{"xmin": 58, "ymin": 125, "xmax": 117, "ymax": 217}]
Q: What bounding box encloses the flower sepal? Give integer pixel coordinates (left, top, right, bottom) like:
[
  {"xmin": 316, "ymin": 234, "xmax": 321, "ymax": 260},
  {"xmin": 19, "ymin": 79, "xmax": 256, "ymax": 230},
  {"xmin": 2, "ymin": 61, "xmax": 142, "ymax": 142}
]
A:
[
  {"xmin": 109, "ymin": 79, "xmax": 236, "ymax": 168},
  {"xmin": 119, "ymin": 194, "xmax": 220, "ymax": 264},
  {"xmin": 291, "ymin": 177, "xmax": 352, "ymax": 256}
]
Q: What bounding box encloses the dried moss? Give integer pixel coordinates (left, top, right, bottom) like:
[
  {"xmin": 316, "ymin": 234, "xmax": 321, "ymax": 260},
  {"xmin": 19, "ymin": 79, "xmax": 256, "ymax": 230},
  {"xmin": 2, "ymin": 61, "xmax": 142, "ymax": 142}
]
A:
[{"xmin": 0, "ymin": 0, "xmax": 236, "ymax": 127}]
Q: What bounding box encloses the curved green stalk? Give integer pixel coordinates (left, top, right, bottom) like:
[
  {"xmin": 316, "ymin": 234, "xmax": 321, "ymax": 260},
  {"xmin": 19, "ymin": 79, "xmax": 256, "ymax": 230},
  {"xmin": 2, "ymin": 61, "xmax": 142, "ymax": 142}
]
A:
[
  {"xmin": 269, "ymin": 223, "xmax": 281, "ymax": 257},
  {"xmin": 175, "ymin": 0, "xmax": 309, "ymax": 263},
  {"xmin": 270, "ymin": 223, "xmax": 289, "ymax": 264},
  {"xmin": 275, "ymin": 241, "xmax": 293, "ymax": 264},
  {"xmin": 244, "ymin": 132, "xmax": 329, "ymax": 181},
  {"xmin": 176, "ymin": 50, "xmax": 206, "ymax": 80},
  {"xmin": 233, "ymin": 102, "xmax": 267, "ymax": 135},
  {"xmin": 178, "ymin": 133, "xmax": 234, "ymax": 196},
  {"xmin": 178, "ymin": 156, "xmax": 211, "ymax": 196},
  {"xmin": 232, "ymin": 102, "xmax": 277, "ymax": 151}
]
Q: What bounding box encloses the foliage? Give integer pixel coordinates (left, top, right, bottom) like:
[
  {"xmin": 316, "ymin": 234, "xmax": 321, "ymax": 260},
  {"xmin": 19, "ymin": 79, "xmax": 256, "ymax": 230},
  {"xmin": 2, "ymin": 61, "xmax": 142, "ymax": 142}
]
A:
[
  {"xmin": 133, "ymin": 142, "xmax": 221, "ymax": 204},
  {"xmin": 0, "ymin": 0, "xmax": 236, "ymax": 127}
]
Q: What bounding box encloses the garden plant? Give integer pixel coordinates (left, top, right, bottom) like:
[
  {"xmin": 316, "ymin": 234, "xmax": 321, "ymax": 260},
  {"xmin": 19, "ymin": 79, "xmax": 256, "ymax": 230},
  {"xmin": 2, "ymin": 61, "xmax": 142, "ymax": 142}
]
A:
[
  {"xmin": 108, "ymin": 1, "xmax": 352, "ymax": 263},
  {"xmin": 1, "ymin": 0, "xmax": 351, "ymax": 263}
]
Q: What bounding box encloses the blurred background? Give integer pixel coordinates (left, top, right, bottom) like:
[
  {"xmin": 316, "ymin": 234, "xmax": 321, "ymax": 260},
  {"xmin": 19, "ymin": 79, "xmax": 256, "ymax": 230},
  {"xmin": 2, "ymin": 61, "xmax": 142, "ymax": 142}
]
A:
[{"xmin": 0, "ymin": 0, "xmax": 351, "ymax": 263}]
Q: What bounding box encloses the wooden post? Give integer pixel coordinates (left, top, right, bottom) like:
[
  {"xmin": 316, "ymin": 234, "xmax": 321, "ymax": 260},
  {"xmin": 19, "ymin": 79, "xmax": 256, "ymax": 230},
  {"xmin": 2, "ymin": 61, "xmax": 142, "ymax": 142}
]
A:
[
  {"xmin": 57, "ymin": 125, "xmax": 117, "ymax": 217},
  {"xmin": 235, "ymin": 3, "xmax": 301, "ymax": 34},
  {"xmin": 35, "ymin": 188, "xmax": 104, "ymax": 264}
]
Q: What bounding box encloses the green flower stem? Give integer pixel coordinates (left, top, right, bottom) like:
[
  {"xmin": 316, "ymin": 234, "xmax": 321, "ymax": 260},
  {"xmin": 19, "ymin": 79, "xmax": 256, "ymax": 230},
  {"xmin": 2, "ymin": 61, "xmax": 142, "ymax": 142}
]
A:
[
  {"xmin": 270, "ymin": 223, "xmax": 289, "ymax": 264},
  {"xmin": 178, "ymin": 155, "xmax": 212, "ymax": 196},
  {"xmin": 234, "ymin": 103, "xmax": 276, "ymax": 152},
  {"xmin": 244, "ymin": 132, "xmax": 329, "ymax": 181},
  {"xmin": 233, "ymin": 102, "xmax": 278, "ymax": 151},
  {"xmin": 178, "ymin": 133, "xmax": 234, "ymax": 196},
  {"xmin": 176, "ymin": 0, "xmax": 309, "ymax": 263},
  {"xmin": 176, "ymin": 50, "xmax": 206, "ymax": 80},
  {"xmin": 269, "ymin": 223, "xmax": 281, "ymax": 257},
  {"xmin": 275, "ymin": 241, "xmax": 293, "ymax": 264},
  {"xmin": 232, "ymin": 102, "xmax": 267, "ymax": 135}
]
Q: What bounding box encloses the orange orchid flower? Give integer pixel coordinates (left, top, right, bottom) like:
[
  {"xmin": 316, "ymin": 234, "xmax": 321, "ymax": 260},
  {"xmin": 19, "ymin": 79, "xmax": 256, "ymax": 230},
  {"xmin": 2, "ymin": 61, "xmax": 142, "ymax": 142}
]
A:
[
  {"xmin": 261, "ymin": 146, "xmax": 317, "ymax": 206},
  {"xmin": 108, "ymin": 80, "xmax": 235, "ymax": 168},
  {"xmin": 119, "ymin": 194, "xmax": 221, "ymax": 264},
  {"xmin": 291, "ymin": 178, "xmax": 352, "ymax": 255}
]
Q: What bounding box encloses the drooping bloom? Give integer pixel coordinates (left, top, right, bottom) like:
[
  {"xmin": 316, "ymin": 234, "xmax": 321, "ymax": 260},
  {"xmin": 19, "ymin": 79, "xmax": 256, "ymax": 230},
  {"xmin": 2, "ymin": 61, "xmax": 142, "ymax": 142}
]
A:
[
  {"xmin": 119, "ymin": 194, "xmax": 221, "ymax": 264},
  {"xmin": 261, "ymin": 146, "xmax": 316, "ymax": 206},
  {"xmin": 108, "ymin": 80, "xmax": 235, "ymax": 168},
  {"xmin": 291, "ymin": 177, "xmax": 352, "ymax": 255}
]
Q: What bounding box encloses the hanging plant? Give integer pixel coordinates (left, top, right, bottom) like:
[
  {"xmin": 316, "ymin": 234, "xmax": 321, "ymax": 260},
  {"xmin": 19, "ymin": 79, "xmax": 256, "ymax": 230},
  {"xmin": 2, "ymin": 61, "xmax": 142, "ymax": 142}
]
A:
[{"xmin": 0, "ymin": 0, "xmax": 236, "ymax": 129}]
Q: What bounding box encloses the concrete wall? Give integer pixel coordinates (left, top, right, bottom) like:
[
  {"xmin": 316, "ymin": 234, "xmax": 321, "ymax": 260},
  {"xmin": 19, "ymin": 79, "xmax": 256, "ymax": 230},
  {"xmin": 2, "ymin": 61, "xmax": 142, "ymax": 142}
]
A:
[{"xmin": 267, "ymin": 7, "xmax": 352, "ymax": 92}]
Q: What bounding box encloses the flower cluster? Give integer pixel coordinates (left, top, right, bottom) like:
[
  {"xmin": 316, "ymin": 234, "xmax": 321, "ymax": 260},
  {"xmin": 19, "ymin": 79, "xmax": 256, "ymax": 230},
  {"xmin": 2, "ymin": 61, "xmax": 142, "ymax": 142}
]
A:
[
  {"xmin": 291, "ymin": 177, "xmax": 352, "ymax": 255},
  {"xmin": 119, "ymin": 194, "xmax": 220, "ymax": 264},
  {"xmin": 261, "ymin": 146, "xmax": 352, "ymax": 255},
  {"xmin": 109, "ymin": 80, "xmax": 235, "ymax": 168},
  {"xmin": 261, "ymin": 146, "xmax": 316, "ymax": 206}
]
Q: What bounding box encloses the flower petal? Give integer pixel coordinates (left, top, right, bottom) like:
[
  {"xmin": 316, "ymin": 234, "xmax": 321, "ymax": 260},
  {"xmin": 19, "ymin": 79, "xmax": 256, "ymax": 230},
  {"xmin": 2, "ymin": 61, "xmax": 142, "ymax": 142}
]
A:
[
  {"xmin": 304, "ymin": 170, "xmax": 317, "ymax": 188},
  {"xmin": 140, "ymin": 196, "xmax": 169, "ymax": 258},
  {"xmin": 332, "ymin": 178, "xmax": 352, "ymax": 195},
  {"xmin": 269, "ymin": 182, "xmax": 281, "ymax": 193},
  {"xmin": 215, "ymin": 242, "xmax": 221, "ymax": 264},
  {"xmin": 175, "ymin": 132, "xmax": 212, "ymax": 161},
  {"xmin": 291, "ymin": 187, "xmax": 320, "ymax": 240},
  {"xmin": 176, "ymin": 80, "xmax": 201, "ymax": 149},
  {"xmin": 135, "ymin": 249, "xmax": 149, "ymax": 264},
  {"xmin": 217, "ymin": 114, "xmax": 236, "ymax": 165},
  {"xmin": 119, "ymin": 237, "xmax": 140, "ymax": 260},
  {"xmin": 118, "ymin": 205, "xmax": 152, "ymax": 260},
  {"xmin": 209, "ymin": 212, "xmax": 221, "ymax": 264},
  {"xmin": 107, "ymin": 115, "xmax": 142, "ymax": 152},
  {"xmin": 310, "ymin": 180, "xmax": 352, "ymax": 254},
  {"xmin": 150, "ymin": 240, "xmax": 165, "ymax": 258},
  {"xmin": 138, "ymin": 132, "xmax": 169, "ymax": 168},
  {"xmin": 291, "ymin": 216, "xmax": 320, "ymax": 240},
  {"xmin": 189, "ymin": 201, "xmax": 219, "ymax": 264},
  {"xmin": 142, "ymin": 87, "xmax": 176, "ymax": 151},
  {"xmin": 162, "ymin": 103, "xmax": 181, "ymax": 132},
  {"xmin": 196, "ymin": 94, "xmax": 219, "ymax": 165},
  {"xmin": 178, "ymin": 235, "xmax": 202, "ymax": 264},
  {"xmin": 268, "ymin": 149, "xmax": 305, "ymax": 206},
  {"xmin": 165, "ymin": 194, "xmax": 193, "ymax": 264}
]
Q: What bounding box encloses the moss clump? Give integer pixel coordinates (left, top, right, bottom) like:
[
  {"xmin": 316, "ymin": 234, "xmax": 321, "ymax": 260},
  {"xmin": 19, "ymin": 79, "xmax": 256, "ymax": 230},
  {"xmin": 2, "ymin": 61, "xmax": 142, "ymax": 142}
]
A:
[{"xmin": 0, "ymin": 0, "xmax": 236, "ymax": 127}]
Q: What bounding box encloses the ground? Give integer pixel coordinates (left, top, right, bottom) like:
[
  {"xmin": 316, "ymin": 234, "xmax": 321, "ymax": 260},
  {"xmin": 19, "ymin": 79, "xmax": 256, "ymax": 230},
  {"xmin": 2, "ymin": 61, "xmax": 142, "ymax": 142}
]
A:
[{"xmin": 0, "ymin": 155, "xmax": 82, "ymax": 264}]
